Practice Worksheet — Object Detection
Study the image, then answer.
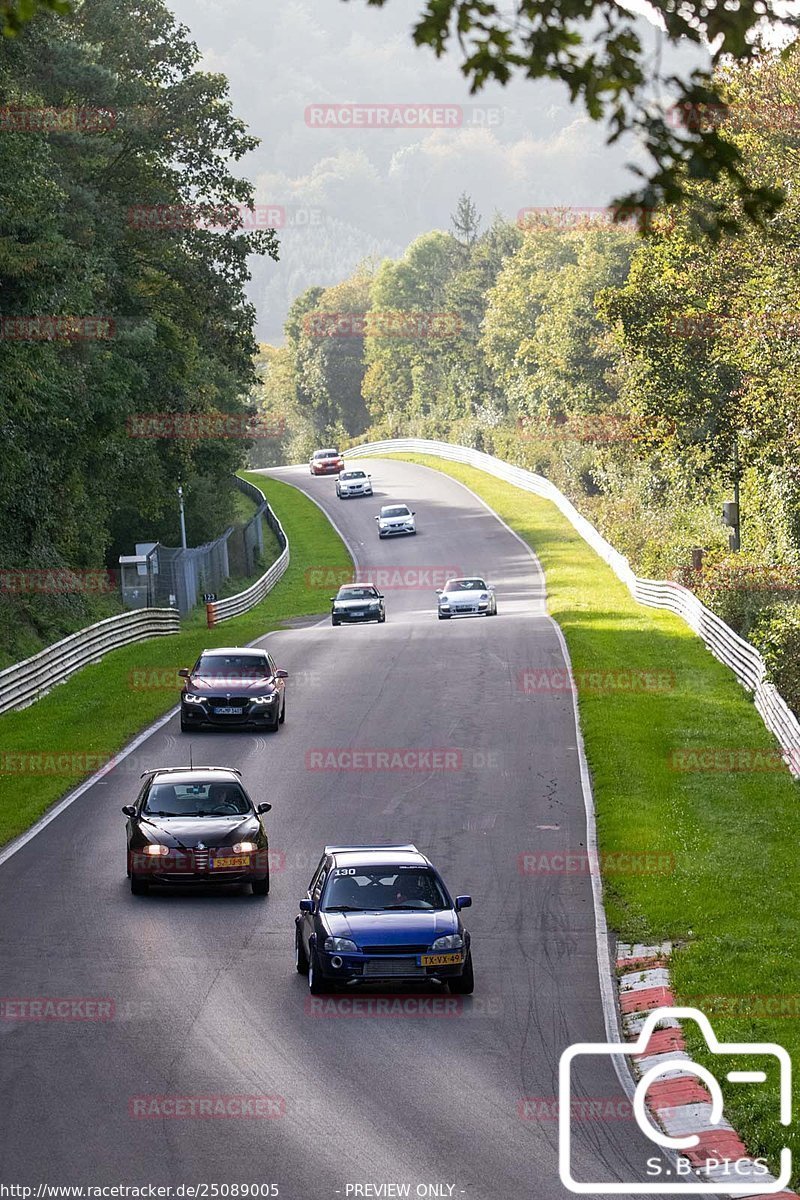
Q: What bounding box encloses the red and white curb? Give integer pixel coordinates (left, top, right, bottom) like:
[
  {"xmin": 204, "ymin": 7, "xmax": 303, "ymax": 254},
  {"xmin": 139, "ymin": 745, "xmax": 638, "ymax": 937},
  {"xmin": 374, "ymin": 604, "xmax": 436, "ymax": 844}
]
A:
[{"xmin": 616, "ymin": 942, "xmax": 795, "ymax": 1198}]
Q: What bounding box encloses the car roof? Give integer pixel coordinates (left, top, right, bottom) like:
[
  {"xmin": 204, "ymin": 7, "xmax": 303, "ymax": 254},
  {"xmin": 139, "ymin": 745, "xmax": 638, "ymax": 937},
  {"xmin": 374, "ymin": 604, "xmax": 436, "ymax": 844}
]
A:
[
  {"xmin": 380, "ymin": 503, "xmax": 409, "ymax": 511},
  {"xmin": 196, "ymin": 647, "xmax": 267, "ymax": 657},
  {"xmin": 446, "ymin": 577, "xmax": 486, "ymax": 586},
  {"xmin": 315, "ymin": 448, "xmax": 339, "ymax": 454},
  {"xmin": 143, "ymin": 765, "xmax": 243, "ymax": 782},
  {"xmin": 338, "ymin": 582, "xmax": 375, "ymax": 589},
  {"xmin": 324, "ymin": 845, "xmax": 430, "ymax": 868}
]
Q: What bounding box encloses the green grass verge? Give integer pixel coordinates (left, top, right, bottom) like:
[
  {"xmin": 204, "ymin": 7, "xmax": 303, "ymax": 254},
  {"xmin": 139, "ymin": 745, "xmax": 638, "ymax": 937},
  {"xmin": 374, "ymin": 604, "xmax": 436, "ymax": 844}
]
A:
[
  {"xmin": 0, "ymin": 471, "xmax": 350, "ymax": 848},
  {"xmin": 382, "ymin": 452, "xmax": 800, "ymax": 1183}
]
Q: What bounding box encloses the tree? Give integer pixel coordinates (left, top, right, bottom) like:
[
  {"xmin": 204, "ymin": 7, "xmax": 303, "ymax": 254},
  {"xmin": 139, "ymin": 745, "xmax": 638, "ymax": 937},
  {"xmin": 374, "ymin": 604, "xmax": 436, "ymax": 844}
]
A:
[
  {"xmin": 451, "ymin": 193, "xmax": 481, "ymax": 253},
  {"xmin": 358, "ymin": 0, "xmax": 798, "ymax": 234}
]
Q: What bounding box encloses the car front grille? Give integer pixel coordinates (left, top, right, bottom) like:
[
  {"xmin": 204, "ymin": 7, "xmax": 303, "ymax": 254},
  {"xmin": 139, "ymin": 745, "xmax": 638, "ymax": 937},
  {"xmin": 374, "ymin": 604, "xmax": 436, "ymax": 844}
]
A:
[
  {"xmin": 363, "ymin": 959, "xmax": 425, "ymax": 977},
  {"xmin": 362, "ymin": 945, "xmax": 428, "ymax": 955},
  {"xmin": 193, "ymin": 850, "xmax": 210, "ymax": 871},
  {"xmin": 205, "ymin": 696, "xmax": 250, "ymax": 707}
]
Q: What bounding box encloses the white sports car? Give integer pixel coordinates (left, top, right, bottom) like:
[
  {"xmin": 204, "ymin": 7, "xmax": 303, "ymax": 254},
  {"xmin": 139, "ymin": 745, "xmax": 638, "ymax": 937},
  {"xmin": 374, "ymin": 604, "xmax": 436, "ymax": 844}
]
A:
[
  {"xmin": 375, "ymin": 504, "xmax": 416, "ymax": 538},
  {"xmin": 336, "ymin": 469, "xmax": 373, "ymax": 498},
  {"xmin": 436, "ymin": 577, "xmax": 497, "ymax": 619}
]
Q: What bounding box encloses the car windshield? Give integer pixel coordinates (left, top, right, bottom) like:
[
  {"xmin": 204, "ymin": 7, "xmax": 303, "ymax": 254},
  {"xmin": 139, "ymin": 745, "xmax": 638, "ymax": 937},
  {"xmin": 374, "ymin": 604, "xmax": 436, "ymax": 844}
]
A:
[
  {"xmin": 322, "ymin": 868, "xmax": 449, "ymax": 911},
  {"xmin": 194, "ymin": 654, "xmax": 269, "ymax": 679},
  {"xmin": 381, "ymin": 506, "xmax": 409, "ymax": 518},
  {"xmin": 337, "ymin": 586, "xmax": 377, "ymax": 599},
  {"xmin": 143, "ymin": 780, "xmax": 251, "ymax": 817},
  {"xmin": 341, "ymin": 471, "xmax": 365, "ymax": 479},
  {"xmin": 447, "ymin": 578, "xmax": 487, "ymax": 592},
  {"xmin": 315, "ymin": 449, "xmax": 338, "ymax": 458}
]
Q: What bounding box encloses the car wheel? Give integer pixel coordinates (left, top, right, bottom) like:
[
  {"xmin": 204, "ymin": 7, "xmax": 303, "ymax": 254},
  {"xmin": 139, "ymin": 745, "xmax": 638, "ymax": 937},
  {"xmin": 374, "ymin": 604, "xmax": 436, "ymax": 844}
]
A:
[
  {"xmin": 308, "ymin": 945, "xmax": 328, "ymax": 994},
  {"xmin": 295, "ymin": 927, "xmax": 309, "ymax": 975},
  {"xmin": 130, "ymin": 874, "xmax": 149, "ymax": 896},
  {"xmin": 332, "ymin": 617, "xmax": 340, "ymax": 627},
  {"xmin": 438, "ymin": 613, "xmax": 450, "ymax": 620},
  {"xmin": 449, "ymin": 951, "xmax": 474, "ymax": 995},
  {"xmin": 378, "ymin": 612, "xmax": 385, "ymax": 623},
  {"xmin": 252, "ymin": 874, "xmax": 269, "ymax": 897},
  {"xmin": 180, "ymin": 715, "xmax": 190, "ymax": 732},
  {"xmin": 268, "ymin": 705, "xmax": 281, "ymax": 732},
  {"xmin": 279, "ymin": 696, "xmax": 286, "ymax": 724}
]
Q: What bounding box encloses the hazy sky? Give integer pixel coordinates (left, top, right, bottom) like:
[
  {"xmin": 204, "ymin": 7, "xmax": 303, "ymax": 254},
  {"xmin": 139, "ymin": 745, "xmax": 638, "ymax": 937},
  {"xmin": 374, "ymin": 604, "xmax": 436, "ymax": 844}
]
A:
[{"xmin": 167, "ymin": 0, "xmax": 706, "ymax": 342}]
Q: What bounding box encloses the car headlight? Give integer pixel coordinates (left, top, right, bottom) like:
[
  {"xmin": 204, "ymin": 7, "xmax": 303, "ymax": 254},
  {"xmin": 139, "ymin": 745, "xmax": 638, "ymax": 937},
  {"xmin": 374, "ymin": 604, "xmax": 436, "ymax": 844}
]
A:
[
  {"xmin": 368, "ymin": 601, "xmax": 380, "ymax": 608},
  {"xmin": 432, "ymin": 934, "xmax": 463, "ymax": 950},
  {"xmin": 479, "ymin": 593, "xmax": 489, "ymax": 601},
  {"xmin": 324, "ymin": 937, "xmax": 358, "ymax": 953},
  {"xmin": 252, "ymin": 693, "xmax": 277, "ymax": 704},
  {"xmin": 439, "ymin": 599, "xmax": 450, "ymax": 607},
  {"xmin": 142, "ymin": 844, "xmax": 170, "ymax": 856},
  {"xmin": 184, "ymin": 692, "xmax": 203, "ymax": 704},
  {"xmin": 231, "ymin": 841, "xmax": 257, "ymax": 853}
]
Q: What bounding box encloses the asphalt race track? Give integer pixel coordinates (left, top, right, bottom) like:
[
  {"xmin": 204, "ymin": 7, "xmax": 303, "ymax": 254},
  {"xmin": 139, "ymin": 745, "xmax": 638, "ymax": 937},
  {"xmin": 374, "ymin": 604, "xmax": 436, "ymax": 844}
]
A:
[{"xmin": 0, "ymin": 459, "xmax": 683, "ymax": 1198}]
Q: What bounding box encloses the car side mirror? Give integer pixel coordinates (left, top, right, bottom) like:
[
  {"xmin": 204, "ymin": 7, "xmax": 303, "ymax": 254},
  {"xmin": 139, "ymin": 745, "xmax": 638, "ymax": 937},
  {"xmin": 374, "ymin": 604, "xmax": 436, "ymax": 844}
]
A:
[
  {"xmin": 435, "ymin": 589, "xmax": 442, "ymax": 595},
  {"xmin": 122, "ymin": 805, "xmax": 136, "ymax": 818},
  {"xmin": 178, "ymin": 668, "xmax": 190, "ymax": 678},
  {"xmin": 275, "ymin": 669, "xmax": 289, "ymax": 679},
  {"xmin": 412, "ymin": 511, "xmax": 416, "ymax": 515},
  {"xmin": 377, "ymin": 593, "xmax": 384, "ymax": 599},
  {"xmin": 374, "ymin": 515, "xmax": 379, "ymax": 520},
  {"xmin": 257, "ymin": 802, "xmax": 272, "ymax": 814},
  {"xmin": 329, "ymin": 597, "xmax": 336, "ymax": 602},
  {"xmin": 455, "ymin": 895, "xmax": 472, "ymax": 910},
  {"xmin": 299, "ymin": 898, "xmax": 314, "ymax": 913}
]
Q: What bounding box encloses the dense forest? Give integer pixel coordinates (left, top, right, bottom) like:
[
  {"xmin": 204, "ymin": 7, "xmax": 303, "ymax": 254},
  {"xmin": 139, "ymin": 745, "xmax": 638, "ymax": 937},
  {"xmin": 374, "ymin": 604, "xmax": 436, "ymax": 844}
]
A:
[
  {"xmin": 0, "ymin": 0, "xmax": 275, "ymax": 656},
  {"xmin": 252, "ymin": 49, "xmax": 800, "ymax": 715}
]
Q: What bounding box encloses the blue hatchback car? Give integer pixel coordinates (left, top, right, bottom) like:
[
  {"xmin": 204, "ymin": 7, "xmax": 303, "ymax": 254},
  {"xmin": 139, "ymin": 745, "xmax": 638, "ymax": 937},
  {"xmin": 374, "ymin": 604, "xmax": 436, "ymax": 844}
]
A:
[{"xmin": 295, "ymin": 845, "xmax": 473, "ymax": 995}]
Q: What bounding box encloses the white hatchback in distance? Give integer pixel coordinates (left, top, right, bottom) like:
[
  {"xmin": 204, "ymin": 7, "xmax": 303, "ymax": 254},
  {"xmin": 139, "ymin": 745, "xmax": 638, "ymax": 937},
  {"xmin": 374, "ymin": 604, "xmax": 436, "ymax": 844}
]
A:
[
  {"xmin": 336, "ymin": 468, "xmax": 373, "ymax": 498},
  {"xmin": 375, "ymin": 504, "xmax": 416, "ymax": 538},
  {"xmin": 436, "ymin": 577, "xmax": 497, "ymax": 618}
]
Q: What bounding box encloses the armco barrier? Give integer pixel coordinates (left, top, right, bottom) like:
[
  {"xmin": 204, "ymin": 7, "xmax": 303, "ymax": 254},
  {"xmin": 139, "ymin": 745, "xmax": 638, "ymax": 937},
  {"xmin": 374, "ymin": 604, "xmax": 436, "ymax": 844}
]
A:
[
  {"xmin": 205, "ymin": 476, "xmax": 289, "ymax": 626},
  {"xmin": 345, "ymin": 438, "xmax": 800, "ymax": 779},
  {"xmin": 0, "ymin": 608, "xmax": 179, "ymax": 716}
]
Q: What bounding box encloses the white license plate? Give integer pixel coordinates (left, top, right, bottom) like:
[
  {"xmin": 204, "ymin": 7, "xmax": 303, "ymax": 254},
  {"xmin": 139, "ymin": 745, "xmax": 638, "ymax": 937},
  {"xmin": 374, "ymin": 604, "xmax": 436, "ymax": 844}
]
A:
[{"xmin": 214, "ymin": 706, "xmax": 243, "ymax": 715}]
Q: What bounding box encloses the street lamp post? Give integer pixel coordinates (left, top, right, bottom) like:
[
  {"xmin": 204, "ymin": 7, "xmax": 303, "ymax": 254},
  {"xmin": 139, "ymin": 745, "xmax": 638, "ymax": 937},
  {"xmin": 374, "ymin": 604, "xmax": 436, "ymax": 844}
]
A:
[{"xmin": 177, "ymin": 485, "xmax": 188, "ymax": 550}]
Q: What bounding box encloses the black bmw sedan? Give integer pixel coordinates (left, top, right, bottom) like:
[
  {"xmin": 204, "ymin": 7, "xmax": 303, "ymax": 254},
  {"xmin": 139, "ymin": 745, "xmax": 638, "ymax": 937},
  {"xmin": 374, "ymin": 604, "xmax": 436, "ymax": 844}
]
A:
[
  {"xmin": 123, "ymin": 766, "xmax": 272, "ymax": 896},
  {"xmin": 179, "ymin": 646, "xmax": 288, "ymax": 732}
]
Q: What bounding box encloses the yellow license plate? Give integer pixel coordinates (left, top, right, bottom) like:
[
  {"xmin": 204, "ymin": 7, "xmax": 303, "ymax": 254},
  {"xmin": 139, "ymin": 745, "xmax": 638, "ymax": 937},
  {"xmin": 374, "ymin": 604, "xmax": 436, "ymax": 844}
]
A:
[
  {"xmin": 210, "ymin": 855, "xmax": 251, "ymax": 869},
  {"xmin": 419, "ymin": 952, "xmax": 463, "ymax": 966}
]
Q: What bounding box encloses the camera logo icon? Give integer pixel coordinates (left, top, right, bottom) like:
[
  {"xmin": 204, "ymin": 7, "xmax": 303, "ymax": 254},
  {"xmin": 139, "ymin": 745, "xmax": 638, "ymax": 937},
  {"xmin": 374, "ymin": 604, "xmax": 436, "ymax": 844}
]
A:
[{"xmin": 559, "ymin": 1006, "xmax": 791, "ymax": 1193}]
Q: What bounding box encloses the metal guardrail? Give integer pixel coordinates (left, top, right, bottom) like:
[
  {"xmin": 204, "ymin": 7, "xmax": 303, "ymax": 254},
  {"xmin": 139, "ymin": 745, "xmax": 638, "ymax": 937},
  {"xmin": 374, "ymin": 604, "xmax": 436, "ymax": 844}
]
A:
[
  {"xmin": 205, "ymin": 476, "xmax": 290, "ymax": 625},
  {"xmin": 0, "ymin": 607, "xmax": 180, "ymax": 716},
  {"xmin": 346, "ymin": 438, "xmax": 800, "ymax": 779}
]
